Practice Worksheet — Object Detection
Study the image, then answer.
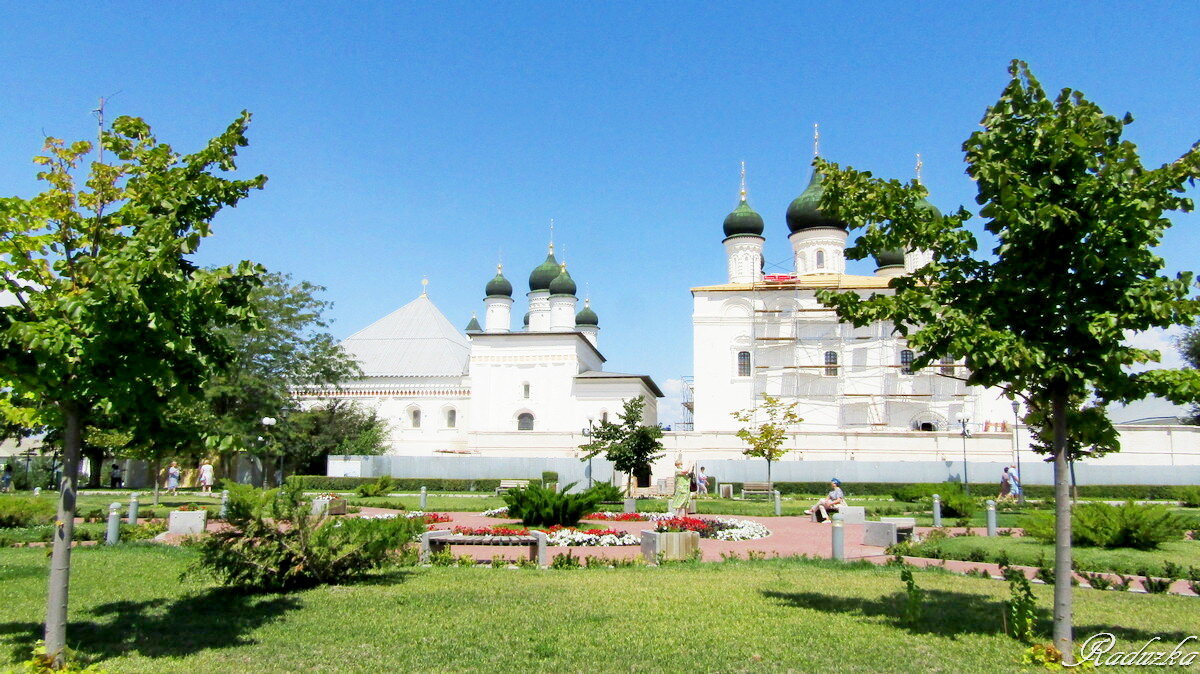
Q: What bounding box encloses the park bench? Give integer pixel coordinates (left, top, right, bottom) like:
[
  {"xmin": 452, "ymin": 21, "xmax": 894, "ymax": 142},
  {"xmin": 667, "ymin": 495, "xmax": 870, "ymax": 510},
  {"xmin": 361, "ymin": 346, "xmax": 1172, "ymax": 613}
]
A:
[
  {"xmin": 741, "ymin": 482, "xmax": 774, "ymax": 498},
  {"xmin": 419, "ymin": 529, "xmax": 548, "ymax": 567},
  {"xmin": 808, "ymin": 505, "xmax": 866, "ymax": 524},
  {"xmin": 494, "ymin": 479, "xmax": 530, "ymax": 495}
]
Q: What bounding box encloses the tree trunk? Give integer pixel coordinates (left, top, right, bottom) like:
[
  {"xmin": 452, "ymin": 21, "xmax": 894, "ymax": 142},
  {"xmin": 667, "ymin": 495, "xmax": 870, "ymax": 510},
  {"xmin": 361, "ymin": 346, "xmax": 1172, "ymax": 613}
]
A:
[
  {"xmin": 1051, "ymin": 391, "xmax": 1074, "ymax": 662},
  {"xmin": 44, "ymin": 403, "xmax": 82, "ymax": 666},
  {"xmin": 766, "ymin": 459, "xmax": 772, "ymax": 485},
  {"xmin": 152, "ymin": 458, "xmax": 161, "ymax": 506}
]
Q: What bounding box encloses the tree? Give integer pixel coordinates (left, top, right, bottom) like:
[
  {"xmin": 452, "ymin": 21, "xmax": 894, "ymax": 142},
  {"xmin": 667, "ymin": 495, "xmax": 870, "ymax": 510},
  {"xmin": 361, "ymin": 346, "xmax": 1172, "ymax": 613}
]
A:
[
  {"xmin": 731, "ymin": 395, "xmax": 802, "ymax": 484},
  {"xmin": 579, "ymin": 396, "xmax": 664, "ymax": 496},
  {"xmin": 203, "ymin": 272, "xmax": 359, "ymax": 486},
  {"xmin": 812, "ymin": 61, "xmax": 1200, "ymax": 660},
  {"xmin": 0, "ymin": 112, "xmax": 266, "ymax": 664},
  {"xmin": 1176, "ymin": 328, "xmax": 1200, "ymax": 423},
  {"xmin": 278, "ymin": 399, "xmax": 390, "ymax": 475}
]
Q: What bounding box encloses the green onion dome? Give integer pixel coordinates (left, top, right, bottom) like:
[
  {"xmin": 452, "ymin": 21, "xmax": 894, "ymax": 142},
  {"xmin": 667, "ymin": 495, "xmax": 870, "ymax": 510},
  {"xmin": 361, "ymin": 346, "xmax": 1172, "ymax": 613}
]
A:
[
  {"xmin": 523, "ymin": 311, "xmax": 530, "ymax": 327},
  {"xmin": 528, "ymin": 246, "xmax": 560, "ymax": 292},
  {"xmin": 465, "ymin": 315, "xmax": 482, "ymax": 332},
  {"xmin": 786, "ymin": 168, "xmax": 847, "ymax": 233},
  {"xmin": 916, "ymin": 195, "xmax": 942, "ymax": 220},
  {"xmin": 723, "ymin": 199, "xmax": 765, "ymax": 238},
  {"xmin": 576, "ymin": 300, "xmax": 598, "ymax": 327},
  {"xmin": 485, "ymin": 265, "xmax": 512, "ymax": 298},
  {"xmin": 548, "ymin": 264, "xmax": 576, "ymax": 297},
  {"xmin": 873, "ymin": 248, "xmax": 905, "ymax": 268}
]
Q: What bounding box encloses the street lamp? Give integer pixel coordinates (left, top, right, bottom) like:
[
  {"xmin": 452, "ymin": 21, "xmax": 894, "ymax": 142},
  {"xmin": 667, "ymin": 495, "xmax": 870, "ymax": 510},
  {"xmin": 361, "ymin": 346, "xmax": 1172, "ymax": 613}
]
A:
[
  {"xmin": 582, "ymin": 425, "xmax": 594, "ymax": 489},
  {"xmin": 957, "ymin": 413, "xmax": 971, "ymax": 496},
  {"xmin": 261, "ymin": 417, "xmax": 277, "ymax": 487},
  {"xmin": 1011, "ymin": 401, "xmax": 1024, "ymax": 505}
]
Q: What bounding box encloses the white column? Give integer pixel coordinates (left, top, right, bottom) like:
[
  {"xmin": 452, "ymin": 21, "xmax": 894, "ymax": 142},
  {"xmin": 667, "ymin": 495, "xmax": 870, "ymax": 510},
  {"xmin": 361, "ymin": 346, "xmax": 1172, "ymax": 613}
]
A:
[
  {"xmin": 549, "ymin": 295, "xmax": 577, "ymax": 332},
  {"xmin": 528, "ymin": 291, "xmax": 551, "ymax": 331},
  {"xmin": 723, "ymin": 236, "xmax": 764, "ymax": 284},
  {"xmin": 789, "ymin": 228, "xmax": 848, "ymax": 275},
  {"xmin": 484, "ymin": 296, "xmax": 513, "ymax": 333}
]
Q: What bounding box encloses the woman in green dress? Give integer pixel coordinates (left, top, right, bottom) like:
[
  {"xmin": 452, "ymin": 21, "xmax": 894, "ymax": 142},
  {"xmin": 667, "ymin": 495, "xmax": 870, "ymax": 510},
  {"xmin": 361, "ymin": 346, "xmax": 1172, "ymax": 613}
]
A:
[{"xmin": 667, "ymin": 459, "xmax": 693, "ymax": 516}]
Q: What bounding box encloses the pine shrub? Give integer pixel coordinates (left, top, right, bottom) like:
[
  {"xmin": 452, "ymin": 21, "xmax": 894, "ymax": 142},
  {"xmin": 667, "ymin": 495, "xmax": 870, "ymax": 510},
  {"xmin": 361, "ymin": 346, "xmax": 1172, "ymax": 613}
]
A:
[
  {"xmin": 502, "ymin": 481, "xmax": 602, "ymax": 527},
  {"xmin": 0, "ymin": 495, "xmax": 58, "ymax": 528},
  {"xmin": 1022, "ymin": 501, "xmax": 1185, "ymax": 549}
]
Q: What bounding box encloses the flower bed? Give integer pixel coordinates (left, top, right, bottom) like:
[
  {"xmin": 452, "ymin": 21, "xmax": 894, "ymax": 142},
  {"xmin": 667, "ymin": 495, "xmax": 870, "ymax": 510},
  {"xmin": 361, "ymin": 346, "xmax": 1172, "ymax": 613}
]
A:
[
  {"xmin": 480, "ymin": 506, "xmax": 509, "ymax": 518},
  {"xmin": 364, "ymin": 511, "xmax": 452, "ymax": 524},
  {"xmin": 654, "ymin": 517, "xmax": 770, "ymax": 541},
  {"xmin": 449, "ymin": 524, "xmax": 639, "ymax": 547},
  {"xmin": 585, "ymin": 512, "xmax": 649, "ymax": 521}
]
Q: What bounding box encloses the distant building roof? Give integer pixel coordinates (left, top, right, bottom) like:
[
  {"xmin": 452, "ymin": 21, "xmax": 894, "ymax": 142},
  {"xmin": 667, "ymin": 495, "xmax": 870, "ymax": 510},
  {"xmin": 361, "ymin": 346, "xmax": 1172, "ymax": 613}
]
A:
[
  {"xmin": 575, "ymin": 370, "xmax": 664, "ymax": 397},
  {"xmin": 1116, "ymin": 416, "xmax": 1187, "ymax": 426},
  {"xmin": 691, "ymin": 273, "xmax": 894, "ymax": 292},
  {"xmin": 341, "ymin": 295, "xmax": 469, "ymax": 377}
]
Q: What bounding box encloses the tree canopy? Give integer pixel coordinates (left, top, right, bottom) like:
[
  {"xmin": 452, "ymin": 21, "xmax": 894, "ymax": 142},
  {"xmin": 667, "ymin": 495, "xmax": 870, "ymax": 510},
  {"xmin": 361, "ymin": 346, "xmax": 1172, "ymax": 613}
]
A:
[
  {"xmin": 814, "ymin": 60, "xmax": 1200, "ymax": 659},
  {"xmin": 732, "ymin": 395, "xmax": 801, "ymax": 484},
  {"xmin": 579, "ymin": 396, "xmax": 664, "ymax": 495}
]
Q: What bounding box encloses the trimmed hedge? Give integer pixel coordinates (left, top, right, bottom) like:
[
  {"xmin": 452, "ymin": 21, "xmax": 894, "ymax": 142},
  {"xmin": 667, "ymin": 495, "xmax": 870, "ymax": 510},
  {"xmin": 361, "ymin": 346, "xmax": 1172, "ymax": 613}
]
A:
[{"xmin": 288, "ymin": 475, "xmax": 529, "ymax": 493}]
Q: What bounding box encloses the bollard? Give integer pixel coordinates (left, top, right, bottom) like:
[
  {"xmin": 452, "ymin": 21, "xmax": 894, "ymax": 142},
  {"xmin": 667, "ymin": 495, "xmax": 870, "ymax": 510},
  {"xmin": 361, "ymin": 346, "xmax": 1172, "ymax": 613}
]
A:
[
  {"xmin": 623, "ymin": 497, "xmax": 637, "ymax": 514},
  {"xmin": 127, "ymin": 493, "xmax": 139, "ymax": 525},
  {"xmin": 986, "ymin": 499, "xmax": 997, "ymax": 536},
  {"xmin": 106, "ymin": 502, "xmax": 122, "ymax": 545},
  {"xmin": 773, "ymin": 490, "xmax": 782, "ymax": 517},
  {"xmin": 831, "ymin": 513, "xmax": 845, "ymax": 561},
  {"xmin": 220, "ymin": 489, "xmax": 230, "ymax": 519},
  {"xmin": 932, "ymin": 494, "xmax": 942, "ymax": 528},
  {"xmin": 33, "ymin": 487, "xmax": 41, "ymax": 496},
  {"xmin": 419, "ymin": 486, "xmax": 427, "ymax": 510}
]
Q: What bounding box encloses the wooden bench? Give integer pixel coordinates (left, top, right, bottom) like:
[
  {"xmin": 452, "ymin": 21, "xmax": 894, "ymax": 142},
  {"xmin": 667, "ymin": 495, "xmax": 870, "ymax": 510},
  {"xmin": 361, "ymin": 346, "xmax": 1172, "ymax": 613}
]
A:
[
  {"xmin": 741, "ymin": 482, "xmax": 774, "ymax": 499},
  {"xmin": 420, "ymin": 529, "xmax": 548, "ymax": 567},
  {"xmin": 494, "ymin": 479, "xmax": 530, "ymax": 495}
]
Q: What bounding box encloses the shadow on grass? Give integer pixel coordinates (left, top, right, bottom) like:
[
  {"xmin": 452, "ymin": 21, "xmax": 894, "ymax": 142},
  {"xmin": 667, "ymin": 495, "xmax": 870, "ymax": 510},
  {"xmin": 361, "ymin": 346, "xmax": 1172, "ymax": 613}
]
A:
[
  {"xmin": 762, "ymin": 588, "xmax": 1051, "ymax": 639},
  {"xmin": 0, "ymin": 587, "xmax": 301, "ymax": 663}
]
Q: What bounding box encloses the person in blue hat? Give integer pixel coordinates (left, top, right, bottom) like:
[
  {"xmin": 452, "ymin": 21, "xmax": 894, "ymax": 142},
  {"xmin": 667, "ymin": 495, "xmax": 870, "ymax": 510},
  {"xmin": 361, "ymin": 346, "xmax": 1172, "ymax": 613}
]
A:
[{"xmin": 807, "ymin": 478, "xmax": 845, "ymax": 523}]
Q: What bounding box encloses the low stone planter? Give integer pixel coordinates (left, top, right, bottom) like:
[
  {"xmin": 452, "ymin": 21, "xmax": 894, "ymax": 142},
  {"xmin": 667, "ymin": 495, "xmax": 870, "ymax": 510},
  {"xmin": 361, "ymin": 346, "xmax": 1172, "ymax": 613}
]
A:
[
  {"xmin": 642, "ymin": 529, "xmax": 700, "ymax": 563},
  {"xmin": 312, "ymin": 497, "xmax": 347, "ymax": 516},
  {"xmin": 168, "ymin": 509, "xmax": 208, "ymax": 536}
]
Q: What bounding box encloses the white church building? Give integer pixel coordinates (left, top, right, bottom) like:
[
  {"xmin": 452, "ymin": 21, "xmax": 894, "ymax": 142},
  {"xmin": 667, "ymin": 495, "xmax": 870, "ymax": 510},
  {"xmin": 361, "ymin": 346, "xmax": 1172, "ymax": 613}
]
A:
[{"xmin": 318, "ymin": 165, "xmax": 1200, "ymax": 486}]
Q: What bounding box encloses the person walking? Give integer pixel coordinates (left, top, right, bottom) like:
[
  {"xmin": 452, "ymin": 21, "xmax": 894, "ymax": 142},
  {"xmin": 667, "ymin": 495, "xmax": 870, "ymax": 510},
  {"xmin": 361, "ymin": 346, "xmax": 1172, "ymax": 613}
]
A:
[
  {"xmin": 998, "ymin": 466, "xmax": 1012, "ymax": 500},
  {"xmin": 1, "ymin": 463, "xmax": 12, "ymax": 492},
  {"xmin": 1009, "ymin": 464, "xmax": 1022, "ymax": 500},
  {"xmin": 696, "ymin": 466, "xmax": 709, "ymax": 496},
  {"xmin": 198, "ymin": 459, "xmax": 214, "ymax": 495},
  {"xmin": 166, "ymin": 461, "xmax": 181, "ymax": 495},
  {"xmin": 110, "ymin": 462, "xmax": 123, "ymax": 490}
]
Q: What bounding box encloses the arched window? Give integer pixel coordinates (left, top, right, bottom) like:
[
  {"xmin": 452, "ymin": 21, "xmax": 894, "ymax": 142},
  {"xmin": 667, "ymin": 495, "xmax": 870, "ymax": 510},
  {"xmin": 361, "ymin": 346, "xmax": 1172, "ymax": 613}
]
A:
[
  {"xmin": 824, "ymin": 351, "xmax": 838, "ymax": 377},
  {"xmin": 446, "ymin": 409, "xmax": 456, "ymax": 428},
  {"xmin": 736, "ymin": 351, "xmax": 751, "ymax": 377},
  {"xmin": 517, "ymin": 413, "xmax": 534, "ymax": 431},
  {"xmin": 815, "ymin": 249, "xmax": 826, "ymax": 269},
  {"xmin": 939, "ymin": 356, "xmax": 955, "ymax": 376},
  {"xmin": 522, "ymin": 382, "xmax": 530, "ymax": 399},
  {"xmin": 411, "ymin": 408, "xmax": 421, "ymax": 428},
  {"xmin": 900, "ymin": 349, "xmax": 915, "ymax": 375}
]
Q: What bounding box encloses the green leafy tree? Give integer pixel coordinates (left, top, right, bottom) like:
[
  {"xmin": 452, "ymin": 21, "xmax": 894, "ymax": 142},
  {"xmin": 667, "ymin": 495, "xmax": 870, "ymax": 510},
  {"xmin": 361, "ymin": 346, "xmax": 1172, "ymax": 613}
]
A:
[
  {"xmin": 579, "ymin": 396, "xmax": 664, "ymax": 496},
  {"xmin": 278, "ymin": 399, "xmax": 389, "ymax": 475},
  {"xmin": 0, "ymin": 112, "xmax": 266, "ymax": 663},
  {"xmin": 204, "ymin": 272, "xmax": 359, "ymax": 486},
  {"xmin": 1176, "ymin": 327, "xmax": 1200, "ymax": 423},
  {"xmin": 731, "ymin": 395, "xmax": 802, "ymax": 484},
  {"xmin": 813, "ymin": 61, "xmax": 1200, "ymax": 659}
]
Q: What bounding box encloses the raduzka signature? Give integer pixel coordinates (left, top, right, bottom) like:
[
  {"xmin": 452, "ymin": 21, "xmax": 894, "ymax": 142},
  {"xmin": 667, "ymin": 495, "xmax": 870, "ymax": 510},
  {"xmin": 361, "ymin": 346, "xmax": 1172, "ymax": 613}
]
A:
[{"xmin": 1069, "ymin": 633, "xmax": 1199, "ymax": 667}]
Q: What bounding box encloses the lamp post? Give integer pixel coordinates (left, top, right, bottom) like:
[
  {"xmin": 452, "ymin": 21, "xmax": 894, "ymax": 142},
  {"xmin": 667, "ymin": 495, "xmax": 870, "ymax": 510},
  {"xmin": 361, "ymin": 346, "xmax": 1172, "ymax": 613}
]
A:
[
  {"xmin": 1011, "ymin": 400, "xmax": 1024, "ymax": 505},
  {"xmin": 261, "ymin": 416, "xmax": 277, "ymax": 488},
  {"xmin": 957, "ymin": 413, "xmax": 971, "ymax": 496},
  {"xmin": 582, "ymin": 425, "xmax": 594, "ymax": 489}
]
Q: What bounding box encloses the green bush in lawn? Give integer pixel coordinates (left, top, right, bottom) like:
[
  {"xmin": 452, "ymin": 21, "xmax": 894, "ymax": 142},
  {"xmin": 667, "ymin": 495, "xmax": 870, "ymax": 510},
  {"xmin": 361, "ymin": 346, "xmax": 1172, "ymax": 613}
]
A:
[
  {"xmin": 502, "ymin": 481, "xmax": 602, "ymax": 527},
  {"xmin": 938, "ymin": 492, "xmax": 976, "ymax": 518},
  {"xmin": 585, "ymin": 482, "xmax": 623, "ymax": 503},
  {"xmin": 891, "ymin": 482, "xmax": 963, "ymax": 503},
  {"xmin": 0, "ymin": 495, "xmax": 58, "ymax": 528},
  {"xmin": 356, "ymin": 476, "xmax": 396, "ymax": 498},
  {"xmin": 1177, "ymin": 486, "xmax": 1200, "ymax": 508},
  {"xmin": 1022, "ymin": 501, "xmax": 1185, "ymax": 550},
  {"xmin": 541, "ymin": 471, "xmax": 559, "ymax": 487},
  {"xmin": 192, "ymin": 483, "xmax": 425, "ymax": 592}
]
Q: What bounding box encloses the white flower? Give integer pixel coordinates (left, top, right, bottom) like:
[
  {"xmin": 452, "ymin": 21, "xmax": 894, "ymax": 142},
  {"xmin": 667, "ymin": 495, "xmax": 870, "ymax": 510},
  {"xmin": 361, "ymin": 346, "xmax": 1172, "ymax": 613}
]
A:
[
  {"xmin": 544, "ymin": 529, "xmax": 640, "ymax": 547},
  {"xmin": 710, "ymin": 518, "xmax": 771, "ymax": 541},
  {"xmin": 480, "ymin": 506, "xmax": 509, "ymax": 517}
]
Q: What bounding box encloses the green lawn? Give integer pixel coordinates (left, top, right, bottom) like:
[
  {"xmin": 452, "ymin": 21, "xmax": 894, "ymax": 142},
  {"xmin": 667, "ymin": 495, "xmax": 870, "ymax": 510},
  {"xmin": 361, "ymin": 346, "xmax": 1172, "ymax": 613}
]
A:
[
  {"xmin": 910, "ymin": 535, "xmax": 1200, "ymax": 578},
  {"xmin": 1, "ymin": 546, "xmax": 1197, "ymax": 672}
]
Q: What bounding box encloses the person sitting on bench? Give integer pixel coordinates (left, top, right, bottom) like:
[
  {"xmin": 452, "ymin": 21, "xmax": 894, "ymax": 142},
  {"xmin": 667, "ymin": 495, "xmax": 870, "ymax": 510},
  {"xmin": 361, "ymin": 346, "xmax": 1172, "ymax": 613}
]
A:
[{"xmin": 808, "ymin": 478, "xmax": 845, "ymax": 523}]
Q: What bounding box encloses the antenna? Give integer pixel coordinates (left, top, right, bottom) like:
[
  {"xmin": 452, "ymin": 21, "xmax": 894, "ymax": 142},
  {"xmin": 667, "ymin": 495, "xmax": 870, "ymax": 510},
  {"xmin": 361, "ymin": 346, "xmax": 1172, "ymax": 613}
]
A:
[
  {"xmin": 420, "ymin": 277, "xmax": 429, "ymax": 297},
  {"xmin": 813, "ymin": 123, "xmax": 820, "ymax": 158},
  {"xmin": 739, "ymin": 161, "xmax": 747, "ymax": 201},
  {"xmin": 549, "ymin": 218, "xmax": 555, "ymax": 253},
  {"xmin": 915, "ymin": 153, "xmax": 924, "ymax": 184}
]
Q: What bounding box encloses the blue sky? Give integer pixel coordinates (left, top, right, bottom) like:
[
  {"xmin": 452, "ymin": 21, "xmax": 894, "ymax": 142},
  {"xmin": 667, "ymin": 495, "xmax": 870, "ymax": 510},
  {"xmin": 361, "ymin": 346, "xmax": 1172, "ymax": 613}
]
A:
[{"xmin": 2, "ymin": 2, "xmax": 1198, "ymax": 423}]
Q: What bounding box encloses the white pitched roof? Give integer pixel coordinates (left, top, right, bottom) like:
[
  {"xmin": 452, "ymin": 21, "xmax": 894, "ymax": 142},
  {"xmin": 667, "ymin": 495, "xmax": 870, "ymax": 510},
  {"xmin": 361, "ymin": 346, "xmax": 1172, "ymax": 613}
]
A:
[{"xmin": 341, "ymin": 295, "xmax": 469, "ymax": 377}]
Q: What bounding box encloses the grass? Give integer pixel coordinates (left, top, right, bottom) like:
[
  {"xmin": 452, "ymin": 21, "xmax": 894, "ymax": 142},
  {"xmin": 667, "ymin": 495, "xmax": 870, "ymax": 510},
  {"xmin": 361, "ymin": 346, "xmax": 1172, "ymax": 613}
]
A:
[
  {"xmin": 1, "ymin": 547, "xmax": 1198, "ymax": 672},
  {"xmin": 910, "ymin": 535, "xmax": 1200, "ymax": 578}
]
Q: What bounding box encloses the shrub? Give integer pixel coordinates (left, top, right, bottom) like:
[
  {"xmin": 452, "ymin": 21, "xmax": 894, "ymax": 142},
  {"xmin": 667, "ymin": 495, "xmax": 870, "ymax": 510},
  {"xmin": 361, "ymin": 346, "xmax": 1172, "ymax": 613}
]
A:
[
  {"xmin": 0, "ymin": 495, "xmax": 58, "ymax": 528},
  {"xmin": 1140, "ymin": 571, "xmax": 1171, "ymax": 594},
  {"xmin": 1023, "ymin": 501, "xmax": 1185, "ymax": 549},
  {"xmin": 1161, "ymin": 561, "xmax": 1184, "ymax": 581},
  {"xmin": 892, "ymin": 482, "xmax": 962, "ymax": 503},
  {"xmin": 966, "ymin": 548, "xmax": 988, "ymax": 562},
  {"xmin": 541, "ymin": 471, "xmax": 559, "ymax": 487},
  {"xmin": 502, "ymin": 482, "xmax": 602, "ymax": 528},
  {"xmin": 584, "ymin": 482, "xmax": 623, "ymax": 503},
  {"xmin": 1006, "ymin": 570, "xmax": 1038, "ymax": 643},
  {"xmin": 1113, "ymin": 574, "xmax": 1133, "ymax": 591},
  {"xmin": 899, "ymin": 567, "xmax": 923, "ymax": 625},
  {"xmin": 551, "ymin": 551, "xmax": 582, "ymax": 569},
  {"xmin": 356, "ymin": 476, "xmax": 396, "ymax": 498},
  {"xmin": 192, "ymin": 483, "xmax": 424, "ymax": 591},
  {"xmin": 1082, "ymin": 572, "xmax": 1112, "ymax": 590},
  {"xmin": 1175, "ymin": 486, "xmax": 1200, "ymax": 507},
  {"xmin": 940, "ymin": 492, "xmax": 976, "ymax": 518}
]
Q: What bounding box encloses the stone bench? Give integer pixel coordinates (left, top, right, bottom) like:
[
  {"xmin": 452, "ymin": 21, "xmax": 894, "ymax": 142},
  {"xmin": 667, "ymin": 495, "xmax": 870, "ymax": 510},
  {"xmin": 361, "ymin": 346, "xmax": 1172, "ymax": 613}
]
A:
[
  {"xmin": 741, "ymin": 482, "xmax": 774, "ymax": 498},
  {"xmin": 808, "ymin": 505, "xmax": 865, "ymax": 524},
  {"xmin": 864, "ymin": 518, "xmax": 916, "ymax": 547},
  {"xmin": 419, "ymin": 529, "xmax": 548, "ymax": 567},
  {"xmin": 494, "ymin": 479, "xmax": 530, "ymax": 495}
]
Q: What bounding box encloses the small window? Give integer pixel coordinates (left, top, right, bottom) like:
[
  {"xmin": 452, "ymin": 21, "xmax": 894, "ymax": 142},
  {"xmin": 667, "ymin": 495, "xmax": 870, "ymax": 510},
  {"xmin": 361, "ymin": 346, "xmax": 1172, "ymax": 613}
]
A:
[
  {"xmin": 517, "ymin": 413, "xmax": 534, "ymax": 431},
  {"xmin": 939, "ymin": 356, "xmax": 955, "ymax": 376},
  {"xmin": 815, "ymin": 250, "xmax": 826, "ymax": 269},
  {"xmin": 411, "ymin": 409, "xmax": 421, "ymax": 428},
  {"xmin": 522, "ymin": 383, "xmax": 530, "ymax": 399},
  {"xmin": 900, "ymin": 349, "xmax": 915, "ymax": 375},
  {"xmin": 737, "ymin": 351, "xmax": 751, "ymax": 377},
  {"xmin": 446, "ymin": 409, "xmax": 456, "ymax": 428},
  {"xmin": 824, "ymin": 351, "xmax": 838, "ymax": 377}
]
